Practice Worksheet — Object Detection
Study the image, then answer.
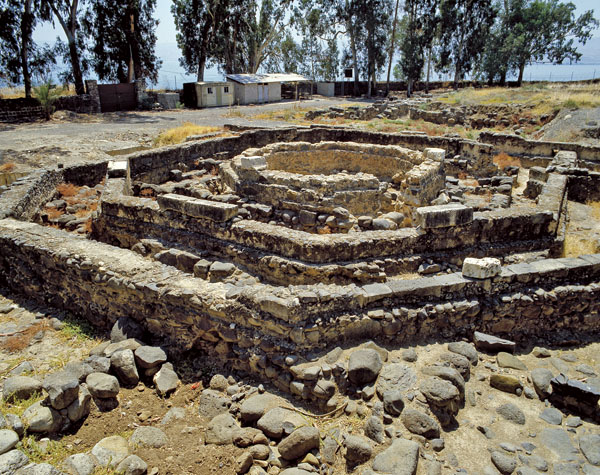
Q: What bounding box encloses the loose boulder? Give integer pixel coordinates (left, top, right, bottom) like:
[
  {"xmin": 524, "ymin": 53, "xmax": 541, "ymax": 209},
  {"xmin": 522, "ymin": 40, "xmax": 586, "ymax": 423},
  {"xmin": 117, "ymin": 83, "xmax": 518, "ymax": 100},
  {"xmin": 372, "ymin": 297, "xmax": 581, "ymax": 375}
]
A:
[
  {"xmin": 278, "ymin": 426, "xmax": 320, "ymax": 461},
  {"xmin": 348, "ymin": 349, "xmax": 383, "ymax": 385}
]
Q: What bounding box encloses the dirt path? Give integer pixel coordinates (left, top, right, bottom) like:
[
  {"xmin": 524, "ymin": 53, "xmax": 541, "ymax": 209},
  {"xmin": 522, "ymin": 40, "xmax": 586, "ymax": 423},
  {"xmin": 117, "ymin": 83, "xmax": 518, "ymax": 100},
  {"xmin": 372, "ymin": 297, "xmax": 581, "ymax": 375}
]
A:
[{"xmin": 0, "ymin": 97, "xmax": 365, "ymax": 173}]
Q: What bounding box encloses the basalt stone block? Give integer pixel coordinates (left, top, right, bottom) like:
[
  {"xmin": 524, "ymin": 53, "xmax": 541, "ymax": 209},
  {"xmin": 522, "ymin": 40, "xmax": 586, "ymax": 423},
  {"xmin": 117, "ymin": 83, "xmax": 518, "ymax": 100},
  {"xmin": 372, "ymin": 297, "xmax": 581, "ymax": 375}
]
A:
[
  {"xmin": 474, "ymin": 332, "xmax": 516, "ymax": 354},
  {"xmin": 415, "ymin": 204, "xmax": 473, "ymax": 229},
  {"xmin": 157, "ymin": 193, "xmax": 238, "ymax": 222}
]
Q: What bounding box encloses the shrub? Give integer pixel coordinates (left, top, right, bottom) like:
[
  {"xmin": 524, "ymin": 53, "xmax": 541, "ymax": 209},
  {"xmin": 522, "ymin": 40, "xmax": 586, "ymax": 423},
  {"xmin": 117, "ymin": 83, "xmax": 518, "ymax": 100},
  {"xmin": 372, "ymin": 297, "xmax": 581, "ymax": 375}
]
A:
[{"xmin": 33, "ymin": 82, "xmax": 64, "ymax": 119}]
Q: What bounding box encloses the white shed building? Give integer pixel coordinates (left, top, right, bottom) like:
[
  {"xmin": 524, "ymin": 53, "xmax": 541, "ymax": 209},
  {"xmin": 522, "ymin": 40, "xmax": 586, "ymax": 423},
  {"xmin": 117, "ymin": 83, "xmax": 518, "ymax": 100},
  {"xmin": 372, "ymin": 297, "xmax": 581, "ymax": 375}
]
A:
[{"xmin": 225, "ymin": 73, "xmax": 309, "ymax": 105}]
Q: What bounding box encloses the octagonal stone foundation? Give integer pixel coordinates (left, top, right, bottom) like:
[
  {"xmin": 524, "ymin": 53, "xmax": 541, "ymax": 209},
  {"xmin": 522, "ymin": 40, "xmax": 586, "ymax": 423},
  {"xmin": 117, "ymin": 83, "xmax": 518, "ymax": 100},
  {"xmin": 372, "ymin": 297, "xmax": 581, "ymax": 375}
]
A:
[{"xmin": 222, "ymin": 141, "xmax": 446, "ymax": 219}]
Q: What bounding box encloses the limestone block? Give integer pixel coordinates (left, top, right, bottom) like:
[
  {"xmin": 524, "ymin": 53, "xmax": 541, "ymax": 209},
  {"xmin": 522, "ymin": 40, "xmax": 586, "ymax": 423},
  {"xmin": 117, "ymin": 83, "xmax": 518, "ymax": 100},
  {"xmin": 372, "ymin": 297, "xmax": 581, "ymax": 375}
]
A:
[
  {"xmin": 108, "ymin": 160, "xmax": 127, "ymax": 178},
  {"xmin": 552, "ymin": 150, "xmax": 577, "ymax": 167},
  {"xmin": 240, "ymin": 156, "xmax": 267, "ymax": 170},
  {"xmin": 425, "ymin": 148, "xmax": 446, "ymax": 162},
  {"xmin": 462, "ymin": 257, "xmax": 501, "ymax": 279},
  {"xmin": 415, "ymin": 203, "xmax": 473, "ymax": 229},
  {"xmin": 157, "ymin": 193, "xmax": 238, "ymax": 222}
]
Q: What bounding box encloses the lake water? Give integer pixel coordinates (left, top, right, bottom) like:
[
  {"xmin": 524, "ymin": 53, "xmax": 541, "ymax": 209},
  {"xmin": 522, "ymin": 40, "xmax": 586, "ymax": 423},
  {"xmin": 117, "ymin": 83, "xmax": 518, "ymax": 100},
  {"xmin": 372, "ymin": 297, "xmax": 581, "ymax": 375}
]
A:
[{"xmin": 155, "ymin": 60, "xmax": 600, "ymax": 90}]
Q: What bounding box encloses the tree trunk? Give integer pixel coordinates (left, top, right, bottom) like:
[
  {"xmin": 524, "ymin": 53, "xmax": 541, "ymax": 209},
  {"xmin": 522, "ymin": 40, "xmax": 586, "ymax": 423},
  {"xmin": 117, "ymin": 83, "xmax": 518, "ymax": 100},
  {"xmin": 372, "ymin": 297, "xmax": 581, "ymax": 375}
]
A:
[
  {"xmin": 425, "ymin": 47, "xmax": 431, "ymax": 93},
  {"xmin": 197, "ymin": 53, "xmax": 206, "ymax": 81},
  {"xmin": 517, "ymin": 62, "xmax": 525, "ymax": 86},
  {"xmin": 407, "ymin": 78, "xmax": 413, "ymax": 98},
  {"xmin": 20, "ymin": 0, "xmax": 33, "ymax": 98},
  {"xmin": 453, "ymin": 61, "xmax": 460, "ymax": 90},
  {"xmin": 127, "ymin": 12, "xmax": 135, "ymax": 82},
  {"xmin": 67, "ymin": 34, "xmax": 85, "ymax": 94},
  {"xmin": 48, "ymin": 0, "xmax": 85, "ymax": 95},
  {"xmin": 385, "ymin": 0, "xmax": 400, "ymax": 96},
  {"xmin": 349, "ymin": 28, "xmax": 359, "ymax": 96}
]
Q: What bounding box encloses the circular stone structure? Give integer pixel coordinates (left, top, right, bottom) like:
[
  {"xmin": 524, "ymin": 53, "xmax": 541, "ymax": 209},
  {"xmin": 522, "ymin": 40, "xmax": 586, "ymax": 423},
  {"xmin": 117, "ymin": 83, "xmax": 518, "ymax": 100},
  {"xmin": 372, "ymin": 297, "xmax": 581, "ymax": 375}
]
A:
[{"xmin": 222, "ymin": 141, "xmax": 446, "ymax": 220}]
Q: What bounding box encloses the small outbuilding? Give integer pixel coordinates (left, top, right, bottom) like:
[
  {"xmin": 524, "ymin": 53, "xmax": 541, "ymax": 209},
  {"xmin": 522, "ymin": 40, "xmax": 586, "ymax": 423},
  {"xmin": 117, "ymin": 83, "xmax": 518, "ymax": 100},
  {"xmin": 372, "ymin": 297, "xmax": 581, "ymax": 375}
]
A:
[
  {"xmin": 182, "ymin": 81, "xmax": 234, "ymax": 108},
  {"xmin": 225, "ymin": 73, "xmax": 309, "ymax": 105}
]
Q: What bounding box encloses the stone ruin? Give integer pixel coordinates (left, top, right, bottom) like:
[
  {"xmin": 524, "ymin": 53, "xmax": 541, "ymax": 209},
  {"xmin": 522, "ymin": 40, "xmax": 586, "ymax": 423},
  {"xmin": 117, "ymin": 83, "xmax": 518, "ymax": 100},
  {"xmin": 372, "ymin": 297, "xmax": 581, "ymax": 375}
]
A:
[
  {"xmin": 1, "ymin": 124, "xmax": 599, "ymax": 371},
  {"xmin": 1, "ymin": 125, "xmax": 600, "ymax": 472}
]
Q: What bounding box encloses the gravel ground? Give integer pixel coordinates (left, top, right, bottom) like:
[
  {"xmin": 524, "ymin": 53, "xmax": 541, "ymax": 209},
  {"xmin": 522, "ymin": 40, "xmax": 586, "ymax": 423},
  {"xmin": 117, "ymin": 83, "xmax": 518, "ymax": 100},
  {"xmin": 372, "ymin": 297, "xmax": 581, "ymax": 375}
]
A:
[{"xmin": 536, "ymin": 107, "xmax": 600, "ymax": 145}]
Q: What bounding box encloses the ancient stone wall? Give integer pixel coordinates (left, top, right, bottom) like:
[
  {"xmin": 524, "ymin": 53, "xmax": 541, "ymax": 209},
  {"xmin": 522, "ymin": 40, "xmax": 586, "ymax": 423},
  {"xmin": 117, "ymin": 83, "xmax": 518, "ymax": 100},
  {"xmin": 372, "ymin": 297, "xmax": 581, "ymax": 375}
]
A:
[
  {"xmin": 480, "ymin": 132, "xmax": 600, "ymax": 165},
  {"xmin": 54, "ymin": 94, "xmax": 100, "ymax": 114},
  {"xmin": 0, "ymin": 98, "xmax": 45, "ymax": 123},
  {"xmin": 0, "ymin": 162, "xmax": 108, "ymax": 221},
  {"xmin": 128, "ymin": 127, "xmax": 496, "ymax": 184},
  {"xmin": 1, "ymin": 218, "xmax": 599, "ymax": 398},
  {"xmin": 97, "ymin": 192, "xmax": 558, "ymax": 265}
]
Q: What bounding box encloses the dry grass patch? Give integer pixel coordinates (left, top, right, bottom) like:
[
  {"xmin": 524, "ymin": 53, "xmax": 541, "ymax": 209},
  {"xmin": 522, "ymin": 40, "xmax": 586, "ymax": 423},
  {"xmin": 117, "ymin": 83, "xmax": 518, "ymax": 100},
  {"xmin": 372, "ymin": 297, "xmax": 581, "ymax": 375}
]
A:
[
  {"xmin": 494, "ymin": 152, "xmax": 521, "ymax": 169},
  {"xmin": 56, "ymin": 183, "xmax": 82, "ymax": 198},
  {"xmin": 154, "ymin": 123, "xmax": 223, "ymax": 146},
  {"xmin": 0, "ymin": 87, "xmax": 26, "ymax": 99},
  {"xmin": 562, "ymin": 235, "xmax": 598, "ymax": 257},
  {"xmin": 0, "ymin": 392, "xmax": 45, "ymax": 418},
  {"xmin": 438, "ymin": 84, "xmax": 600, "ymax": 116},
  {"xmin": 0, "ymin": 321, "xmax": 51, "ymax": 353},
  {"xmin": 20, "ymin": 435, "xmax": 75, "ymax": 467},
  {"xmin": 0, "ymin": 162, "xmax": 16, "ymax": 172},
  {"xmin": 251, "ymin": 107, "xmax": 313, "ymax": 123}
]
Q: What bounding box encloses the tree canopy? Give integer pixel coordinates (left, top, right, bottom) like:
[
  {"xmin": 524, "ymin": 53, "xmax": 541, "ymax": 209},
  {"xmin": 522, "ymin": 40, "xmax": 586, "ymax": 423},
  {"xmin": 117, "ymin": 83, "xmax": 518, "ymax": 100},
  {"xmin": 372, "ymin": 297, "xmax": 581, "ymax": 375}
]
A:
[
  {"xmin": 84, "ymin": 0, "xmax": 162, "ymax": 84},
  {"xmin": 0, "ymin": 0, "xmax": 597, "ymax": 94}
]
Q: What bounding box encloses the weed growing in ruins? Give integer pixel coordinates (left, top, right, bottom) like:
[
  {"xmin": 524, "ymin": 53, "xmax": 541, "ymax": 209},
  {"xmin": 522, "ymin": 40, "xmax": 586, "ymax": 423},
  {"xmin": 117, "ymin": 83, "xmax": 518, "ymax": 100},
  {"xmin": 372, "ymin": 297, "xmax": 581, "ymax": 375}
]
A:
[
  {"xmin": 56, "ymin": 183, "xmax": 82, "ymax": 198},
  {"xmin": 0, "ymin": 321, "xmax": 51, "ymax": 353},
  {"xmin": 44, "ymin": 207, "xmax": 65, "ymax": 220},
  {"xmin": 0, "ymin": 356, "xmax": 29, "ymax": 377},
  {"xmin": 57, "ymin": 313, "xmax": 101, "ymax": 347},
  {"xmin": 91, "ymin": 467, "xmax": 120, "ymax": 475},
  {"xmin": 154, "ymin": 123, "xmax": 223, "ymax": 146},
  {"xmin": 0, "ymin": 392, "xmax": 45, "ymax": 418},
  {"xmin": 493, "ymin": 152, "xmax": 521, "ymax": 169},
  {"xmin": 0, "ymin": 162, "xmax": 16, "ymax": 172},
  {"xmin": 20, "ymin": 435, "xmax": 75, "ymax": 466}
]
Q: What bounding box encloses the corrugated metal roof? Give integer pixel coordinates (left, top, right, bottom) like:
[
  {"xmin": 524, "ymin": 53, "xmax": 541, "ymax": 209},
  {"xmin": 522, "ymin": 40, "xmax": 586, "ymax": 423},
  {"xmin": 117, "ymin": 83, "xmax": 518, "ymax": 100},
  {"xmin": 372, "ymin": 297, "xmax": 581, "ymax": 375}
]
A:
[
  {"xmin": 225, "ymin": 73, "xmax": 309, "ymax": 84},
  {"xmin": 196, "ymin": 81, "xmax": 232, "ymax": 86}
]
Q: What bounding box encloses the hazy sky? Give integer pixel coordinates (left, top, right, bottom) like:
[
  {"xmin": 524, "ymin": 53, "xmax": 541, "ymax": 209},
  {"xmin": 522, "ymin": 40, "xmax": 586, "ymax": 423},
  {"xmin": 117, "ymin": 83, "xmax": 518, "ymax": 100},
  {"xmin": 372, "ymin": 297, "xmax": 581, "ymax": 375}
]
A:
[{"xmin": 34, "ymin": 0, "xmax": 600, "ymax": 44}]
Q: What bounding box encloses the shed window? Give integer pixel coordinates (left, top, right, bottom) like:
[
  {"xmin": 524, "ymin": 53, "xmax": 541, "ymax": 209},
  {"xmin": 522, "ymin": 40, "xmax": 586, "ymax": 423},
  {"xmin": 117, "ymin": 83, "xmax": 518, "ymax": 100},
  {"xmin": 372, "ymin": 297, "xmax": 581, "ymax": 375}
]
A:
[
  {"xmin": 224, "ymin": 86, "xmax": 229, "ymax": 93},
  {"xmin": 207, "ymin": 87, "xmax": 213, "ymax": 94}
]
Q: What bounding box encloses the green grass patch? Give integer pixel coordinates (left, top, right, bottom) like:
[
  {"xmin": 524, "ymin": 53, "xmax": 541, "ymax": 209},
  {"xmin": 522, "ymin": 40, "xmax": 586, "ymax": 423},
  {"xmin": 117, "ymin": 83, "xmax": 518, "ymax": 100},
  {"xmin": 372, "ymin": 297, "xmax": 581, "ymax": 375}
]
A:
[
  {"xmin": 19, "ymin": 435, "xmax": 75, "ymax": 466},
  {"xmin": 0, "ymin": 392, "xmax": 45, "ymax": 417},
  {"xmin": 57, "ymin": 313, "xmax": 101, "ymax": 345}
]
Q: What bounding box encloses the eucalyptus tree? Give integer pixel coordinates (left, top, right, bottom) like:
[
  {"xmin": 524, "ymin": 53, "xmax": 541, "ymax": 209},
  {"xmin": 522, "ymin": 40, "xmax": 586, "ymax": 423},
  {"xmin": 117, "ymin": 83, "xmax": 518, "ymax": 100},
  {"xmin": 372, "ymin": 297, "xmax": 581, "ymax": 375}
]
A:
[
  {"xmin": 84, "ymin": 0, "xmax": 161, "ymax": 83},
  {"xmin": 0, "ymin": 0, "xmax": 55, "ymax": 97},
  {"xmin": 437, "ymin": 0, "xmax": 496, "ymax": 89},
  {"xmin": 399, "ymin": 0, "xmax": 438, "ymax": 96}
]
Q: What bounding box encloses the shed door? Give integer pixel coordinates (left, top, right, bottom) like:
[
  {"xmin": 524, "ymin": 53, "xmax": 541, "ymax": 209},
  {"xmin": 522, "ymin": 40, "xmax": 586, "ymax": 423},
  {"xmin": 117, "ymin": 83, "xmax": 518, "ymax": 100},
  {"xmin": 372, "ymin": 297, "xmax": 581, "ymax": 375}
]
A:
[
  {"xmin": 263, "ymin": 85, "xmax": 269, "ymax": 102},
  {"xmin": 258, "ymin": 85, "xmax": 263, "ymax": 103}
]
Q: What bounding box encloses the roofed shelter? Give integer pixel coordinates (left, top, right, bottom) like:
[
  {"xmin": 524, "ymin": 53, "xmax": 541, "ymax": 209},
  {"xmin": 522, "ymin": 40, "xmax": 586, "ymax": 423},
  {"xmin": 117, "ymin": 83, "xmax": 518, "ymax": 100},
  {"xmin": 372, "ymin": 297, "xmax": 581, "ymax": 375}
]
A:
[{"xmin": 225, "ymin": 73, "xmax": 310, "ymax": 105}]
